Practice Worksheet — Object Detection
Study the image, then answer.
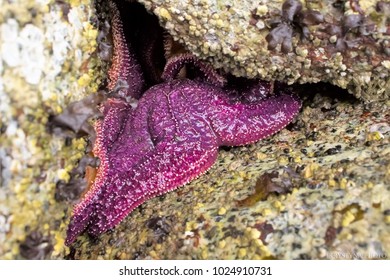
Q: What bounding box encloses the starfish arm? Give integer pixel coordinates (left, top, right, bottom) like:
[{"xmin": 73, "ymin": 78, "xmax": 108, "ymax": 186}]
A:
[
  {"xmin": 97, "ymin": 98, "xmax": 134, "ymax": 153},
  {"xmin": 108, "ymin": 0, "xmax": 145, "ymax": 98},
  {"xmin": 66, "ymin": 135, "xmax": 218, "ymax": 243},
  {"xmin": 210, "ymin": 92, "xmax": 301, "ymax": 146},
  {"xmin": 65, "ymin": 99, "xmax": 139, "ymax": 246},
  {"xmin": 162, "ymin": 53, "xmax": 227, "ymax": 87},
  {"xmin": 224, "ymin": 78, "xmax": 274, "ymax": 102},
  {"xmin": 65, "ymin": 200, "xmax": 95, "ymax": 246}
]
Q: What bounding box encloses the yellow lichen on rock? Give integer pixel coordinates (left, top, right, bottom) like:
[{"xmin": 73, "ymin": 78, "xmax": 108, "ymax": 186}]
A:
[{"xmin": 0, "ymin": 0, "xmax": 99, "ymax": 259}]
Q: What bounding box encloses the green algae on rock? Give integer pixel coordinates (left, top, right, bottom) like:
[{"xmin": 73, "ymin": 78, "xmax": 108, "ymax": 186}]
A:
[
  {"xmin": 0, "ymin": 0, "xmax": 101, "ymax": 259},
  {"xmin": 137, "ymin": 0, "xmax": 390, "ymax": 101}
]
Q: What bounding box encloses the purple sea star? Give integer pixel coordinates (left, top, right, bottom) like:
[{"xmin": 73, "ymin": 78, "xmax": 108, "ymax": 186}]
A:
[{"xmin": 65, "ymin": 1, "xmax": 301, "ymax": 245}]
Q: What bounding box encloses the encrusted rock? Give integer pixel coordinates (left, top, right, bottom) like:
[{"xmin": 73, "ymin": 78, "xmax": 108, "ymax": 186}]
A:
[{"xmin": 137, "ymin": 0, "xmax": 390, "ymax": 100}]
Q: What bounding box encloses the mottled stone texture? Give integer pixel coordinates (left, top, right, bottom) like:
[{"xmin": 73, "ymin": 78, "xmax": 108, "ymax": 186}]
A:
[
  {"xmin": 137, "ymin": 0, "xmax": 390, "ymax": 100},
  {"xmin": 0, "ymin": 0, "xmax": 100, "ymax": 259}
]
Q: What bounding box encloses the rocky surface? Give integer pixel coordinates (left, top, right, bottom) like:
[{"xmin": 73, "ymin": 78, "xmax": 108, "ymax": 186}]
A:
[
  {"xmin": 0, "ymin": 0, "xmax": 389, "ymax": 260},
  {"xmin": 138, "ymin": 0, "xmax": 390, "ymax": 101},
  {"xmin": 0, "ymin": 0, "xmax": 101, "ymax": 259}
]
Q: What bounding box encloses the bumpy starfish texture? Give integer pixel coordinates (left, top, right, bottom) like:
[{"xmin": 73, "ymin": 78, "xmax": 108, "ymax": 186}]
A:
[
  {"xmin": 65, "ymin": 1, "xmax": 301, "ymax": 245},
  {"xmin": 107, "ymin": 0, "xmax": 144, "ymax": 98},
  {"xmin": 161, "ymin": 53, "xmax": 227, "ymax": 87}
]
